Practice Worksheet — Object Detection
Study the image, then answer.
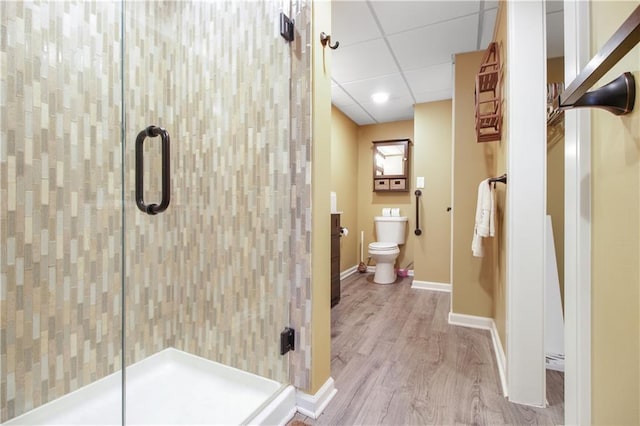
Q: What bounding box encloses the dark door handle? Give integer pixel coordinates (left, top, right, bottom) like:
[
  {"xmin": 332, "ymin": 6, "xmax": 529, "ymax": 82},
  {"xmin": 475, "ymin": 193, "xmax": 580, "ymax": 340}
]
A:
[{"xmin": 135, "ymin": 126, "xmax": 170, "ymax": 215}]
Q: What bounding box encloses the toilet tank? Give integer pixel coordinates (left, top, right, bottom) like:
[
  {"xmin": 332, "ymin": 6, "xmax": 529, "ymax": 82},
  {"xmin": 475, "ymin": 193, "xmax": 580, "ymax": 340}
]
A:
[{"xmin": 374, "ymin": 216, "xmax": 408, "ymax": 244}]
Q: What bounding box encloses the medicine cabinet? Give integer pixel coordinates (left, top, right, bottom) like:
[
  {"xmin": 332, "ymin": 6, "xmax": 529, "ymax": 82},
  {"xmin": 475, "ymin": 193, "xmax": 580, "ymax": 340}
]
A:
[{"xmin": 372, "ymin": 139, "xmax": 410, "ymax": 192}]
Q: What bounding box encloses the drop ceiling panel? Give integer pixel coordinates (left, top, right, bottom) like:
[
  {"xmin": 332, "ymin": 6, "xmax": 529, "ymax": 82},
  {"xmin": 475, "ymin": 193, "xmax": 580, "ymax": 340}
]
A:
[
  {"xmin": 331, "ymin": 83, "xmax": 357, "ymax": 109},
  {"xmin": 404, "ymin": 62, "xmax": 453, "ymax": 96},
  {"xmin": 387, "ymin": 14, "xmax": 479, "ymax": 71},
  {"xmin": 414, "ymin": 88, "xmax": 453, "ymax": 105},
  {"xmin": 335, "ymin": 103, "xmax": 376, "ymax": 126},
  {"xmin": 360, "ymin": 95, "xmax": 415, "ymax": 123},
  {"xmin": 331, "ymin": 38, "xmax": 399, "ymax": 83},
  {"xmin": 371, "ymin": 1, "xmax": 480, "ymax": 35},
  {"xmin": 331, "ymin": 1, "xmax": 381, "ymax": 47},
  {"xmin": 330, "ymin": 1, "xmax": 564, "ymax": 125},
  {"xmin": 339, "ymin": 73, "xmax": 413, "ymax": 106}
]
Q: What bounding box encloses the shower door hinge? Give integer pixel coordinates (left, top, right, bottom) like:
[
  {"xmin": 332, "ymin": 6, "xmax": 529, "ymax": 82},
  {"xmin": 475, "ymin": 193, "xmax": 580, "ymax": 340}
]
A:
[
  {"xmin": 280, "ymin": 12, "xmax": 294, "ymax": 42},
  {"xmin": 280, "ymin": 327, "xmax": 295, "ymax": 355}
]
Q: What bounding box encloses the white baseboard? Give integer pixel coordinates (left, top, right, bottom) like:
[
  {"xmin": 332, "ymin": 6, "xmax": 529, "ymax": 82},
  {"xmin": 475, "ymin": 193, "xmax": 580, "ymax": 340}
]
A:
[
  {"xmin": 448, "ymin": 312, "xmax": 508, "ymax": 397},
  {"xmin": 295, "ymin": 377, "xmax": 337, "ymax": 419},
  {"xmin": 340, "ymin": 265, "xmax": 357, "ymax": 280},
  {"xmin": 411, "ymin": 280, "xmax": 451, "ymax": 293}
]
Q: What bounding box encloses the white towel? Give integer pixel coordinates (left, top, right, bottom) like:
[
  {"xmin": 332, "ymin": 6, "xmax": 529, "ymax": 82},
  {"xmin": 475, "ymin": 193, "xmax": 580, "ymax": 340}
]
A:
[{"xmin": 472, "ymin": 178, "xmax": 495, "ymax": 257}]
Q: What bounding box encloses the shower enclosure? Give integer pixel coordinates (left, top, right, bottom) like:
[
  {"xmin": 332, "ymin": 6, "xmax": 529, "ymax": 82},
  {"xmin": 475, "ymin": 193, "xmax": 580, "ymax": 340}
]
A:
[{"xmin": 1, "ymin": 0, "xmax": 308, "ymax": 423}]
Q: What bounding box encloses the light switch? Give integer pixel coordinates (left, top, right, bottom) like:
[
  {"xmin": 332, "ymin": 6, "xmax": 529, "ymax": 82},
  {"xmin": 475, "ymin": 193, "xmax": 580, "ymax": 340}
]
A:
[{"xmin": 416, "ymin": 176, "xmax": 425, "ymax": 188}]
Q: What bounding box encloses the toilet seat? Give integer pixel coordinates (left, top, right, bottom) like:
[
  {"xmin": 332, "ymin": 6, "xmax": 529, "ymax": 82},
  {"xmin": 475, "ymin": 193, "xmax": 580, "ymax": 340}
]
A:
[{"xmin": 368, "ymin": 242, "xmax": 398, "ymax": 252}]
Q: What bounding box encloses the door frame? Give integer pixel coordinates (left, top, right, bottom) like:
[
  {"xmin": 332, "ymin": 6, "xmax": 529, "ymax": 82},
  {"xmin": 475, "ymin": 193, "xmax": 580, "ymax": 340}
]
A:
[
  {"xmin": 563, "ymin": 1, "xmax": 592, "ymax": 424},
  {"xmin": 505, "ymin": 0, "xmax": 547, "ymax": 407}
]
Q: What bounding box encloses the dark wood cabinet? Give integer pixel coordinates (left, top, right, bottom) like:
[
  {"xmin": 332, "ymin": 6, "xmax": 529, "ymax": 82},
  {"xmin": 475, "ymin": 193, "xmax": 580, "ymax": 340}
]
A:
[{"xmin": 331, "ymin": 214, "xmax": 341, "ymax": 307}]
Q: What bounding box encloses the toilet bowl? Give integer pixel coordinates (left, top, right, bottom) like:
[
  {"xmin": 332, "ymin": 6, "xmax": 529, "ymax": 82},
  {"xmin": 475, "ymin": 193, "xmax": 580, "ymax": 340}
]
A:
[
  {"xmin": 368, "ymin": 242, "xmax": 400, "ymax": 284},
  {"xmin": 369, "ymin": 215, "xmax": 408, "ymax": 284}
]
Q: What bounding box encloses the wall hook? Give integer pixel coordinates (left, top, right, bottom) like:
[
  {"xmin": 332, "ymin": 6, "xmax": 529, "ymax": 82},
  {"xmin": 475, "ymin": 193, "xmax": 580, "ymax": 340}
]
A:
[{"xmin": 320, "ymin": 32, "xmax": 339, "ymax": 49}]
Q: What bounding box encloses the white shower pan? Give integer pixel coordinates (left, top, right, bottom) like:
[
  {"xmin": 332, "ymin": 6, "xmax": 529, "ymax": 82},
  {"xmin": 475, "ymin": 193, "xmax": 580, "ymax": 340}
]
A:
[{"xmin": 5, "ymin": 348, "xmax": 296, "ymax": 425}]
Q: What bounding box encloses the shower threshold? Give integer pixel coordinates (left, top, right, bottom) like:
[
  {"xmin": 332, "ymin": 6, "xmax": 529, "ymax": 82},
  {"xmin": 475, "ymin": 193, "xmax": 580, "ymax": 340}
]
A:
[{"xmin": 5, "ymin": 348, "xmax": 296, "ymax": 425}]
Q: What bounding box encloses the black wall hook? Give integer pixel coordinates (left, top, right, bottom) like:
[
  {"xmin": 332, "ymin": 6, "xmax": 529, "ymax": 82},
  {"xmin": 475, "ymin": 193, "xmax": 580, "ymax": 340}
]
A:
[{"xmin": 320, "ymin": 32, "xmax": 339, "ymax": 49}]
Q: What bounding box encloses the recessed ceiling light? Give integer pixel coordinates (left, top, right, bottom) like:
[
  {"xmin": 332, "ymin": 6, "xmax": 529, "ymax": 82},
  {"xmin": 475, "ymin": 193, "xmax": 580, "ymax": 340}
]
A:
[{"xmin": 371, "ymin": 92, "xmax": 390, "ymax": 103}]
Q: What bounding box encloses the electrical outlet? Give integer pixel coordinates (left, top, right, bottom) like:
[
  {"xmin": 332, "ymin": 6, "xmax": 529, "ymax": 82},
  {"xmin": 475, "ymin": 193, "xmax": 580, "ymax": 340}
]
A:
[{"xmin": 416, "ymin": 176, "xmax": 425, "ymax": 189}]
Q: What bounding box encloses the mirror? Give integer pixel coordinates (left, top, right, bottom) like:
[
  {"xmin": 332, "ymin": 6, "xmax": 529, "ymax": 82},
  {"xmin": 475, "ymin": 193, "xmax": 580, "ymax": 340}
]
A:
[{"xmin": 372, "ymin": 139, "xmax": 410, "ymax": 192}]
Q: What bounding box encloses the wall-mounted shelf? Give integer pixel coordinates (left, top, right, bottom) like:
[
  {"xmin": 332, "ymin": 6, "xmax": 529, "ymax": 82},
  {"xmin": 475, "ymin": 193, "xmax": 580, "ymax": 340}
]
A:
[
  {"xmin": 475, "ymin": 42, "xmax": 502, "ymax": 142},
  {"xmin": 374, "ymin": 178, "xmax": 407, "ymax": 191}
]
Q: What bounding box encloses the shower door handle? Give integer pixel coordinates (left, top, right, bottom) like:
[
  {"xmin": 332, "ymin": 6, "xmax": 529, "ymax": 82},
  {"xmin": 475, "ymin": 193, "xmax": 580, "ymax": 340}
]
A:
[{"xmin": 135, "ymin": 125, "xmax": 171, "ymax": 215}]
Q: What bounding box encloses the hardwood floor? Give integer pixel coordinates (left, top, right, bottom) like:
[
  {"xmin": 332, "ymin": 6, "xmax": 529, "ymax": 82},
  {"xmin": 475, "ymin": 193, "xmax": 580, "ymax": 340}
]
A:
[{"xmin": 290, "ymin": 273, "xmax": 564, "ymax": 425}]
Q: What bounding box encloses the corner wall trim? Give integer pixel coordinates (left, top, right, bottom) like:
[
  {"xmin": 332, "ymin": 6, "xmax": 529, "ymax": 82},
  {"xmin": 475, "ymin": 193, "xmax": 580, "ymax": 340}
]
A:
[
  {"xmin": 564, "ymin": 1, "xmax": 592, "ymax": 423},
  {"xmin": 295, "ymin": 377, "xmax": 338, "ymax": 419},
  {"xmin": 505, "ymin": 0, "xmax": 547, "ymax": 407},
  {"xmin": 411, "ymin": 280, "xmax": 452, "ymax": 293},
  {"xmin": 340, "ymin": 265, "xmax": 357, "ymax": 280},
  {"xmin": 448, "ymin": 312, "xmax": 508, "ymax": 397}
]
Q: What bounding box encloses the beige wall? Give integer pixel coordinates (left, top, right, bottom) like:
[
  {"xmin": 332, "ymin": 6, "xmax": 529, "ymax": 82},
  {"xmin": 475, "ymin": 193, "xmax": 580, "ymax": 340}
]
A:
[
  {"xmin": 331, "ymin": 107, "xmax": 360, "ymax": 271},
  {"xmin": 357, "ymin": 121, "xmax": 415, "ymax": 270},
  {"xmin": 590, "ymin": 3, "xmax": 640, "ymax": 424},
  {"xmin": 546, "ymin": 56, "xmax": 565, "ymax": 306},
  {"xmin": 413, "ymin": 101, "xmax": 453, "ymax": 284},
  {"xmin": 310, "ymin": 0, "xmax": 332, "ymax": 394},
  {"xmin": 451, "ymin": 50, "xmax": 498, "ymax": 318}
]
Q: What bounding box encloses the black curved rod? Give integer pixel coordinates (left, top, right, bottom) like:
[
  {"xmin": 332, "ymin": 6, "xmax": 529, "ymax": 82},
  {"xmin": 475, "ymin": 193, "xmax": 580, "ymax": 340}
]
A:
[
  {"xmin": 488, "ymin": 173, "xmax": 507, "ymax": 185},
  {"xmin": 414, "ymin": 189, "xmax": 422, "ymax": 236},
  {"xmin": 560, "ymin": 5, "xmax": 640, "ymax": 107},
  {"xmin": 569, "ymin": 72, "xmax": 636, "ymax": 115},
  {"xmin": 135, "ymin": 125, "xmax": 171, "ymax": 215}
]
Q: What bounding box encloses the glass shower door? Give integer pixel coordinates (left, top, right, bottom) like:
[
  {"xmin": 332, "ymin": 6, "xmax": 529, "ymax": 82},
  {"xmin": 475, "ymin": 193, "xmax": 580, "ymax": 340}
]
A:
[
  {"xmin": 121, "ymin": 1, "xmax": 292, "ymax": 424},
  {"xmin": 1, "ymin": 1, "xmax": 124, "ymax": 424}
]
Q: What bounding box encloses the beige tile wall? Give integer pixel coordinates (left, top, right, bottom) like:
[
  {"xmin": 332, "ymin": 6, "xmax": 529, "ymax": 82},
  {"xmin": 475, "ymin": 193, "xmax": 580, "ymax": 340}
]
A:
[
  {"xmin": 0, "ymin": 1, "xmax": 123, "ymax": 420},
  {"xmin": 288, "ymin": 0, "xmax": 312, "ymax": 390},
  {"xmin": 1, "ymin": 0, "xmax": 312, "ymax": 421}
]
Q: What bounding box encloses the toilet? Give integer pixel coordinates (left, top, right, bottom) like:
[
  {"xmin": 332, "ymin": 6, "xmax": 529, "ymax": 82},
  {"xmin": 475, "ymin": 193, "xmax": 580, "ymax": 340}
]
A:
[{"xmin": 368, "ymin": 215, "xmax": 408, "ymax": 284}]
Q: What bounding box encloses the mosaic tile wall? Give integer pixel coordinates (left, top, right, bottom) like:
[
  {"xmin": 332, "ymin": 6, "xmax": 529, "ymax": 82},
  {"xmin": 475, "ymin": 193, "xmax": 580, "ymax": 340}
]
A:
[
  {"xmin": 122, "ymin": 0, "xmax": 294, "ymax": 377},
  {"xmin": 288, "ymin": 0, "xmax": 313, "ymax": 390},
  {"xmin": 0, "ymin": 1, "xmax": 124, "ymax": 420},
  {"xmin": 0, "ymin": 0, "xmax": 313, "ymax": 421}
]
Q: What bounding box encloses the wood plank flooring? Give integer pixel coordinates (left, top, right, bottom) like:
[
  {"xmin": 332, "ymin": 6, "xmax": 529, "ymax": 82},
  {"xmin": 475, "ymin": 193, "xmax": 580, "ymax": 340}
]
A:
[{"xmin": 290, "ymin": 273, "xmax": 564, "ymax": 425}]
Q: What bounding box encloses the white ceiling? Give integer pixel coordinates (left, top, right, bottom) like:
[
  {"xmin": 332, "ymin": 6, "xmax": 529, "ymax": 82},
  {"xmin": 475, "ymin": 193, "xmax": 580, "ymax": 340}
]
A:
[{"xmin": 331, "ymin": 0, "xmax": 565, "ymax": 125}]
